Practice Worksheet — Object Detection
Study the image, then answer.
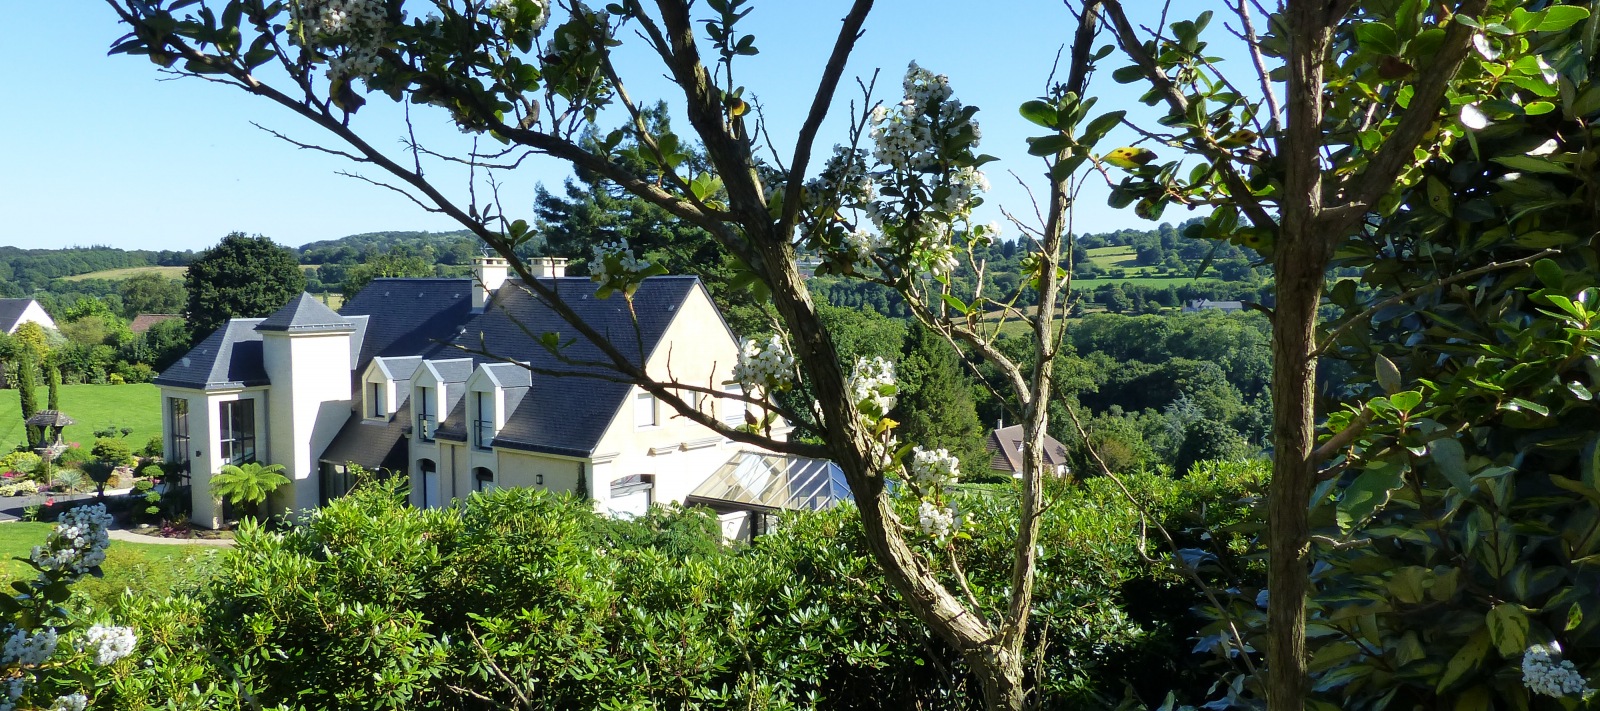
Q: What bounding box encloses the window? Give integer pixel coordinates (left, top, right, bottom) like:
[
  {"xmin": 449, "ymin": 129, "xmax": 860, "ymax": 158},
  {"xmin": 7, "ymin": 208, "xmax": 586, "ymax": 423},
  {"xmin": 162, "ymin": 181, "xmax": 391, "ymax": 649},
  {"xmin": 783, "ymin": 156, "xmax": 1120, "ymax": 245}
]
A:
[
  {"xmin": 416, "ymin": 459, "xmax": 439, "ymax": 508},
  {"xmin": 218, "ymin": 399, "xmax": 256, "ymax": 465},
  {"xmin": 473, "ymin": 467, "xmax": 495, "ymax": 492},
  {"xmin": 416, "ymin": 386, "xmax": 436, "ymax": 441},
  {"xmin": 472, "ymin": 392, "xmax": 494, "ymax": 449},
  {"xmin": 169, "ymin": 397, "xmax": 190, "ymax": 463},
  {"xmin": 635, "ymin": 391, "xmax": 657, "ymax": 428},
  {"xmin": 367, "ymin": 381, "xmax": 385, "ymax": 419},
  {"xmin": 721, "ymin": 385, "xmax": 746, "ymax": 427}
]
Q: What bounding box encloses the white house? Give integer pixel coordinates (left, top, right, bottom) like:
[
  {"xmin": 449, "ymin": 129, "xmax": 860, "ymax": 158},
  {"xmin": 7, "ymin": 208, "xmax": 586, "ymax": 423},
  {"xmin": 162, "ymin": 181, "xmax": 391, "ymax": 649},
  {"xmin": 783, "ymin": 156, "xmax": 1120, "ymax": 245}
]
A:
[
  {"xmin": 156, "ymin": 257, "xmax": 843, "ymax": 534},
  {"xmin": 0, "ymin": 299, "xmax": 57, "ymax": 334},
  {"xmin": 1181, "ymin": 299, "xmax": 1246, "ymax": 314}
]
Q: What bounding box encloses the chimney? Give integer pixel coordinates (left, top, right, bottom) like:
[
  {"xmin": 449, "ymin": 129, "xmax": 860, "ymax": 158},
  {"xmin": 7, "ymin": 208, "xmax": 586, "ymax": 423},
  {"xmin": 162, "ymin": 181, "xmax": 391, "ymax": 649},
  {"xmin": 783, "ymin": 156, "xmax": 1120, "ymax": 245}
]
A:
[
  {"xmin": 472, "ymin": 256, "xmax": 509, "ymax": 311},
  {"xmin": 529, "ymin": 257, "xmax": 568, "ymax": 278}
]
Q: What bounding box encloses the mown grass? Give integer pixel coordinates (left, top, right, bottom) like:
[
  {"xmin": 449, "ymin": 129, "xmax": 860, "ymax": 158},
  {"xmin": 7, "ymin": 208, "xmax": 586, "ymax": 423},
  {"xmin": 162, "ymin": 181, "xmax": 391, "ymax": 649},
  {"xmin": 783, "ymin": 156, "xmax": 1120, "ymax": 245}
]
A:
[
  {"xmin": 0, "ymin": 522, "xmax": 220, "ymax": 608},
  {"xmin": 0, "ymin": 384, "xmax": 161, "ymax": 451}
]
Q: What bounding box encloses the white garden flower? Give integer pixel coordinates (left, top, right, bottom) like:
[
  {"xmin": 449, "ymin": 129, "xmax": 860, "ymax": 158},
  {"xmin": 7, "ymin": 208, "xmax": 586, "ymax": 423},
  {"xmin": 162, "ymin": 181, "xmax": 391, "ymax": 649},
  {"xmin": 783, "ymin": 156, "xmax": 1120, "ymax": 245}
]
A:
[
  {"xmin": 48, "ymin": 693, "xmax": 87, "ymax": 711},
  {"xmin": 732, "ymin": 335, "xmax": 796, "ymax": 392},
  {"xmin": 288, "ymin": 0, "xmax": 389, "ymax": 81},
  {"xmin": 917, "ymin": 501, "xmax": 957, "ymax": 541},
  {"xmin": 79, "ymin": 624, "xmax": 138, "ymax": 666},
  {"xmin": 588, "ymin": 239, "xmax": 652, "ymax": 287},
  {"xmin": 31, "ymin": 504, "xmax": 113, "ymax": 580},
  {"xmin": 909, "ymin": 447, "xmax": 961, "ymax": 489},
  {"xmin": 2, "ymin": 627, "xmax": 58, "ymax": 666},
  {"xmin": 0, "ymin": 678, "xmax": 25, "ymax": 711},
  {"xmin": 1523, "ymin": 644, "xmax": 1590, "ymax": 698},
  {"xmin": 848, "ymin": 356, "xmax": 896, "ymax": 416}
]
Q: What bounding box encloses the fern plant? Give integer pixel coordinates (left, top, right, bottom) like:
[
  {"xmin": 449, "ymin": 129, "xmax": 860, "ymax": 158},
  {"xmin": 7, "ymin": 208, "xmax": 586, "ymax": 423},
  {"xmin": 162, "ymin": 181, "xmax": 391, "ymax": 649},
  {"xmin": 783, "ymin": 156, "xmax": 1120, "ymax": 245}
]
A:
[{"xmin": 211, "ymin": 462, "xmax": 289, "ymax": 521}]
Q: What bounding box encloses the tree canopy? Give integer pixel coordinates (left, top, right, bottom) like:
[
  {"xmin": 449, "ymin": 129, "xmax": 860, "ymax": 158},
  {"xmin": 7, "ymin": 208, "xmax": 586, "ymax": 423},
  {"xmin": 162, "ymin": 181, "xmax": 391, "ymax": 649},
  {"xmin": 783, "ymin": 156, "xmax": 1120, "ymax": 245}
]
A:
[{"xmin": 183, "ymin": 232, "xmax": 306, "ymax": 338}]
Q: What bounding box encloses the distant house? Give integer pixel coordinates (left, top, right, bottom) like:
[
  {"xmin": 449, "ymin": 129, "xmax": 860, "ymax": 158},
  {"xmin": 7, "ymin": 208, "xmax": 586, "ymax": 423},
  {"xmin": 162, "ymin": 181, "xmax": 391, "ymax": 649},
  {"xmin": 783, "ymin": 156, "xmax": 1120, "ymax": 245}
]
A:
[
  {"xmin": 129, "ymin": 314, "xmax": 183, "ymax": 334},
  {"xmin": 0, "ymin": 299, "xmax": 56, "ymax": 334},
  {"xmin": 1182, "ymin": 299, "xmax": 1246, "ymax": 314},
  {"xmin": 985, "ymin": 424, "xmax": 1072, "ymax": 479},
  {"xmin": 156, "ymin": 257, "xmax": 822, "ymax": 533}
]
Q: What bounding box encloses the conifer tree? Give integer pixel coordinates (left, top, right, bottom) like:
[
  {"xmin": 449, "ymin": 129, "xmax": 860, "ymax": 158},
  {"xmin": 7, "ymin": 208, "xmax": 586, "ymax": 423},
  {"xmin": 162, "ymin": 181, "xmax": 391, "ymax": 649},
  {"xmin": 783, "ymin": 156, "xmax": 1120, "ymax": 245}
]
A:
[
  {"xmin": 17, "ymin": 352, "xmax": 40, "ymax": 449},
  {"xmin": 893, "ymin": 324, "xmax": 988, "ymax": 480}
]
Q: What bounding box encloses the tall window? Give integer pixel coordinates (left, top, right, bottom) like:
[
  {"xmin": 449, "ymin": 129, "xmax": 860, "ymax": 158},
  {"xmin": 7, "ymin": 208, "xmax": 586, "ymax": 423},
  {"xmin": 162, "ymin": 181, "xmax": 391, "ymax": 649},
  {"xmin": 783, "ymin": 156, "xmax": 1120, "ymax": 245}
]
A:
[
  {"xmin": 169, "ymin": 397, "xmax": 190, "ymax": 464},
  {"xmin": 218, "ymin": 399, "xmax": 256, "ymax": 464},
  {"xmin": 416, "ymin": 386, "xmax": 435, "ymax": 441},
  {"xmin": 367, "ymin": 381, "xmax": 385, "ymax": 419},
  {"xmin": 472, "ymin": 392, "xmax": 494, "ymax": 449},
  {"xmin": 634, "ymin": 391, "xmax": 657, "ymax": 428},
  {"xmin": 417, "ymin": 459, "xmax": 439, "ymax": 508},
  {"xmin": 721, "ymin": 385, "xmax": 745, "ymax": 427}
]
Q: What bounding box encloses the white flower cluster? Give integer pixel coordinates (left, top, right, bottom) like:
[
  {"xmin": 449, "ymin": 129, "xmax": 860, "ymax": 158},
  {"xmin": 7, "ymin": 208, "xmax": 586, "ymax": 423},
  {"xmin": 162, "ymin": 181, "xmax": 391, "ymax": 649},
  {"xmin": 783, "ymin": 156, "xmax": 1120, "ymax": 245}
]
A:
[
  {"xmin": 78, "ymin": 624, "xmax": 137, "ymax": 667},
  {"xmin": 848, "ymin": 357, "xmax": 897, "ymax": 417},
  {"xmin": 941, "ymin": 167, "xmax": 989, "ymax": 215},
  {"xmin": 732, "ymin": 335, "xmax": 795, "ymax": 392},
  {"xmin": 1523, "ymin": 645, "xmax": 1590, "ymax": 698},
  {"xmin": 842, "ymin": 229, "xmax": 884, "ymax": 272},
  {"xmin": 2, "ymin": 627, "xmax": 58, "ymax": 666},
  {"xmin": 869, "ymin": 62, "xmax": 972, "ymax": 172},
  {"xmin": 588, "ymin": 239, "xmax": 651, "ymax": 286},
  {"xmin": 909, "ymin": 447, "xmax": 960, "ymax": 489},
  {"xmin": 48, "ymin": 693, "xmax": 86, "ymax": 711},
  {"xmin": 0, "ymin": 679, "xmax": 24, "ymax": 711},
  {"xmin": 30, "ymin": 504, "xmax": 113, "ymax": 580},
  {"xmin": 289, "ymin": 0, "xmax": 388, "ymax": 81},
  {"xmin": 917, "ymin": 501, "xmax": 957, "ymax": 541},
  {"xmin": 491, "ymin": 0, "xmax": 549, "ymax": 30}
]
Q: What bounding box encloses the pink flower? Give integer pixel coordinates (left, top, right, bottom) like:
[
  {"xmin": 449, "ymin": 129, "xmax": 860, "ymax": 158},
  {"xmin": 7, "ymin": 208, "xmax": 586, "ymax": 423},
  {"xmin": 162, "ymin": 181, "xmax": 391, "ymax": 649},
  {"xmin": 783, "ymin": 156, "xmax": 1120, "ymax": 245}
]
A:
[{"xmin": 45, "ymin": 498, "xmax": 56, "ymax": 507}]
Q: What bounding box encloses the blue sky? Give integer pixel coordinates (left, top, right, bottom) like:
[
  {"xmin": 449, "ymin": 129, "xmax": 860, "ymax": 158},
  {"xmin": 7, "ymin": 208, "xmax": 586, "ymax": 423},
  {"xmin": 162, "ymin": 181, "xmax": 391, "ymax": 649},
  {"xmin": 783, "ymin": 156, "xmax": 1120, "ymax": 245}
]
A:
[{"xmin": 1, "ymin": 2, "xmax": 1248, "ymax": 252}]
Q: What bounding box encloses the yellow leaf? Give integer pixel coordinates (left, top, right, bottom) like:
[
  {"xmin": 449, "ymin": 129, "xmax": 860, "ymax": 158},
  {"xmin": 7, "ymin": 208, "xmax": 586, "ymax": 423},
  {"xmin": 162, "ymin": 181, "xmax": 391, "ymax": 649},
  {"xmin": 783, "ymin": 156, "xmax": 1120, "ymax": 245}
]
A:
[{"xmin": 1103, "ymin": 146, "xmax": 1158, "ymax": 170}]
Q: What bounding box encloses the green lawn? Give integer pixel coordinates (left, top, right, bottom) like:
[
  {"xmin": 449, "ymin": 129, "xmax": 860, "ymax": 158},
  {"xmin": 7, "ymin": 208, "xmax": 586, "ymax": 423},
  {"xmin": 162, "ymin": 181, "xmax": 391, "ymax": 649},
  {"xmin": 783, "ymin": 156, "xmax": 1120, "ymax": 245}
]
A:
[
  {"xmin": 60, "ymin": 266, "xmax": 187, "ymax": 282},
  {"xmin": 0, "ymin": 522, "xmax": 220, "ymax": 608},
  {"xmin": 0, "ymin": 384, "xmax": 161, "ymax": 451}
]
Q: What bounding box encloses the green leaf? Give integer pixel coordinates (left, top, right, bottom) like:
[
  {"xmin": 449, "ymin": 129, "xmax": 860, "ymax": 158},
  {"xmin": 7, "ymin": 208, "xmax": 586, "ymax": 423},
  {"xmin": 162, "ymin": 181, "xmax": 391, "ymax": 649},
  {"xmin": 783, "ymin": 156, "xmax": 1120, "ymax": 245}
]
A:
[
  {"xmin": 1388, "ymin": 566, "xmax": 1431, "ymax": 604},
  {"xmin": 1568, "ymin": 602, "xmax": 1585, "ymax": 631},
  {"xmin": 1081, "ymin": 110, "xmax": 1126, "ymax": 146},
  {"xmin": 1486, "ymin": 604, "xmax": 1530, "ymax": 657},
  {"xmin": 1396, "ymin": 630, "xmax": 1425, "ymax": 666},
  {"xmin": 1376, "ymin": 354, "xmax": 1403, "ymax": 394},
  {"xmin": 1026, "ymin": 134, "xmax": 1073, "ymax": 157},
  {"xmin": 1391, "ymin": 390, "xmax": 1423, "ymax": 413},
  {"xmin": 1338, "ymin": 464, "xmax": 1407, "ymax": 531},
  {"xmin": 1582, "ymin": 434, "xmax": 1600, "ymax": 490},
  {"xmin": 1355, "ymin": 22, "xmax": 1400, "ymax": 55},
  {"xmin": 1431, "ymin": 438, "xmax": 1471, "ymax": 491},
  {"xmin": 1018, "ymin": 101, "xmax": 1059, "ymax": 129},
  {"xmin": 1492, "ymin": 155, "xmax": 1574, "ymax": 175},
  {"xmin": 1534, "ymin": 258, "xmax": 1566, "ymax": 290},
  {"xmin": 1435, "ymin": 629, "xmax": 1490, "ymax": 692},
  {"xmin": 939, "ymin": 293, "xmax": 970, "ymax": 316},
  {"xmin": 1537, "ymin": 6, "xmax": 1591, "ymax": 32}
]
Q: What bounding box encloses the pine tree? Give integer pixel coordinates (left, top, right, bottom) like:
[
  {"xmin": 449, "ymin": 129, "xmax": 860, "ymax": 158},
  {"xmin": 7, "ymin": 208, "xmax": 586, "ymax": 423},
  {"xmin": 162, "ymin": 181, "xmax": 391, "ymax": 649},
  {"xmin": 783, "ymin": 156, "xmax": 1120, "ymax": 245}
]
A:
[{"xmin": 892, "ymin": 323, "xmax": 988, "ymax": 480}]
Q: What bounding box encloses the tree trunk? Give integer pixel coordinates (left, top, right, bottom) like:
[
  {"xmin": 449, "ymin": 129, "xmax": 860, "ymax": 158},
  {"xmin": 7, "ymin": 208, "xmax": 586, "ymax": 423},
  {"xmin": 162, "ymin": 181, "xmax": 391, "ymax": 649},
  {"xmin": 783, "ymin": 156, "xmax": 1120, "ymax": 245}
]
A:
[{"xmin": 972, "ymin": 646, "xmax": 1026, "ymax": 711}]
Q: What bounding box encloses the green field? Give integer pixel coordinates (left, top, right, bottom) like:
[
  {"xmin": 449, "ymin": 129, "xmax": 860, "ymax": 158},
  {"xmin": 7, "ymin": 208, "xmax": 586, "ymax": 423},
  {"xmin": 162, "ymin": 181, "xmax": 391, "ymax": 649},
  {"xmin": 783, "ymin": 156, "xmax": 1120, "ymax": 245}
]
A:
[
  {"xmin": 0, "ymin": 384, "xmax": 161, "ymax": 451},
  {"xmin": 60, "ymin": 266, "xmax": 187, "ymax": 282},
  {"xmin": 0, "ymin": 522, "xmax": 219, "ymax": 608},
  {"xmin": 1085, "ymin": 244, "xmax": 1144, "ymax": 271}
]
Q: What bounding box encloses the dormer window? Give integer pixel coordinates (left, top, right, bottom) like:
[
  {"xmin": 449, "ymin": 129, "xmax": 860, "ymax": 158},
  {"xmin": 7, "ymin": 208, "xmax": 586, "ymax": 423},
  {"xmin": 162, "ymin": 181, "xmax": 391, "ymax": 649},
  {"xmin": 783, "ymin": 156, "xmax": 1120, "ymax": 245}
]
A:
[
  {"xmin": 472, "ymin": 391, "xmax": 495, "ymax": 450},
  {"xmin": 366, "ymin": 381, "xmax": 386, "ymax": 419},
  {"xmin": 416, "ymin": 386, "xmax": 436, "ymax": 441}
]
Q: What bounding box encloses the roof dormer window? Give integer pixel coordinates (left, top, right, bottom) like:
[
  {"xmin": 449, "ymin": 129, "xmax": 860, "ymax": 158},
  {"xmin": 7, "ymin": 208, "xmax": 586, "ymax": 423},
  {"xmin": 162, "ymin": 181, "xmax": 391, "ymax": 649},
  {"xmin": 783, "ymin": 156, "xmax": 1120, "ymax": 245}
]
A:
[
  {"xmin": 472, "ymin": 391, "xmax": 495, "ymax": 450},
  {"xmin": 366, "ymin": 380, "xmax": 386, "ymax": 420}
]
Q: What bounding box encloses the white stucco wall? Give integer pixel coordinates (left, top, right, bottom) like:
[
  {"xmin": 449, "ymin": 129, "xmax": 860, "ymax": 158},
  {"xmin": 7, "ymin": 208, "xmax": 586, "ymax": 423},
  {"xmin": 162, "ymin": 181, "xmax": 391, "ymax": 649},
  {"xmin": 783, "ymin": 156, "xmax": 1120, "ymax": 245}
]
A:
[
  {"xmin": 261, "ymin": 330, "xmax": 354, "ymax": 516},
  {"xmin": 9, "ymin": 302, "xmax": 56, "ymax": 334},
  {"xmin": 161, "ymin": 386, "xmax": 270, "ymax": 528}
]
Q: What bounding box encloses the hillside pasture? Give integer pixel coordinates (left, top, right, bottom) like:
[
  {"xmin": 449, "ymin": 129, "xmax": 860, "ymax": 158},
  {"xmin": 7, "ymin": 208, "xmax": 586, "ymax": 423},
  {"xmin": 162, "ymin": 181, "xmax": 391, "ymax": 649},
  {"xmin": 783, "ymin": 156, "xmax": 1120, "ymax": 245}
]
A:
[
  {"xmin": 0, "ymin": 384, "xmax": 161, "ymax": 451},
  {"xmin": 60, "ymin": 266, "xmax": 187, "ymax": 282}
]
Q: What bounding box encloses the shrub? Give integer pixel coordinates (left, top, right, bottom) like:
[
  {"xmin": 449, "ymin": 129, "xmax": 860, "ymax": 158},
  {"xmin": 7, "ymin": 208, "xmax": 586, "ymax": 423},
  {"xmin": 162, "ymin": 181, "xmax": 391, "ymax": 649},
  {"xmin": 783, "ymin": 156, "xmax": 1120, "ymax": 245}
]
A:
[
  {"xmin": 0, "ymin": 480, "xmax": 41, "ymax": 497},
  {"xmin": 139, "ymin": 435, "xmax": 163, "ymax": 459},
  {"xmin": 92, "ymin": 438, "xmax": 136, "ymax": 467},
  {"xmin": 51, "ymin": 469, "xmax": 90, "ymax": 493},
  {"xmin": 57, "ymin": 446, "xmax": 90, "ymax": 467}
]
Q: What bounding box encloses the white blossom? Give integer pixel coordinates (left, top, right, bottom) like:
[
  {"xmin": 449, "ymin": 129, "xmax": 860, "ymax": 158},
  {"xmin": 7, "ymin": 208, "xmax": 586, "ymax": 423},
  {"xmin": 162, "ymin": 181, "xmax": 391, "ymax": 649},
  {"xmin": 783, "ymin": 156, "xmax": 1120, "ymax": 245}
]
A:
[
  {"xmin": 848, "ymin": 357, "xmax": 896, "ymax": 416},
  {"xmin": 79, "ymin": 624, "xmax": 138, "ymax": 667},
  {"xmin": 917, "ymin": 501, "xmax": 957, "ymax": 541},
  {"xmin": 841, "ymin": 229, "xmax": 883, "ymax": 272},
  {"xmin": 588, "ymin": 239, "xmax": 652, "ymax": 287},
  {"xmin": 1523, "ymin": 645, "xmax": 1590, "ymax": 698},
  {"xmin": 48, "ymin": 693, "xmax": 87, "ymax": 711},
  {"xmin": 30, "ymin": 504, "xmax": 113, "ymax": 580},
  {"xmin": 0, "ymin": 678, "xmax": 25, "ymax": 711},
  {"xmin": 2, "ymin": 627, "xmax": 58, "ymax": 666},
  {"xmin": 731, "ymin": 335, "xmax": 795, "ymax": 392},
  {"xmin": 289, "ymin": 0, "xmax": 389, "ymax": 81},
  {"xmin": 492, "ymin": 0, "xmax": 549, "ymax": 29},
  {"xmin": 909, "ymin": 447, "xmax": 961, "ymax": 489}
]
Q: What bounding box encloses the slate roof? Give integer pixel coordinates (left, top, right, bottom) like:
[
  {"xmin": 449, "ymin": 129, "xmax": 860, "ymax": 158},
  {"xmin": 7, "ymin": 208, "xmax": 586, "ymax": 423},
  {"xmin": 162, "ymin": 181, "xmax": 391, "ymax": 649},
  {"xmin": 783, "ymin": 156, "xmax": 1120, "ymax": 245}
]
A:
[
  {"xmin": 339, "ymin": 279, "xmax": 474, "ymax": 376},
  {"xmin": 320, "ymin": 402, "xmax": 412, "ymax": 471},
  {"xmin": 985, "ymin": 425, "xmax": 1071, "ymax": 474},
  {"xmin": 464, "ymin": 277, "xmax": 700, "ymax": 457},
  {"xmin": 0, "ymin": 299, "xmax": 45, "ymax": 333},
  {"xmin": 153, "ymin": 319, "xmax": 268, "ymax": 390},
  {"xmin": 129, "ymin": 314, "xmax": 182, "ymax": 334},
  {"xmin": 256, "ymin": 293, "xmax": 355, "ymax": 332}
]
